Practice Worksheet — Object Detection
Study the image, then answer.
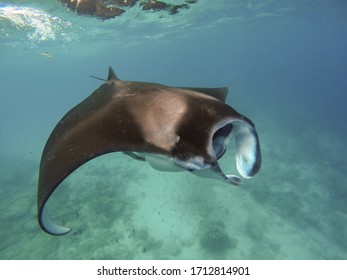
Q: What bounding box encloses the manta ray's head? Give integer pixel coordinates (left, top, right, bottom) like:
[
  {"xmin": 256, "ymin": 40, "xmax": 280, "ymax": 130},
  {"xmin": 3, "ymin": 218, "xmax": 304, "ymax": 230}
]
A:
[{"xmin": 171, "ymin": 108, "xmax": 261, "ymax": 185}]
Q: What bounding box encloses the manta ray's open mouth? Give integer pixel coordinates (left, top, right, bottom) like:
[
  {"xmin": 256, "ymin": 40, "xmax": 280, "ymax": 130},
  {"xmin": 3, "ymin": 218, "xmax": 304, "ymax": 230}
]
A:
[{"xmin": 212, "ymin": 123, "xmax": 233, "ymax": 160}]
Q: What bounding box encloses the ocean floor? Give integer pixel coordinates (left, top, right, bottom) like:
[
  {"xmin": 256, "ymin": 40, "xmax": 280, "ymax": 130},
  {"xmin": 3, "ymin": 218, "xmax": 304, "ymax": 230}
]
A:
[{"xmin": 1, "ymin": 113, "xmax": 346, "ymax": 260}]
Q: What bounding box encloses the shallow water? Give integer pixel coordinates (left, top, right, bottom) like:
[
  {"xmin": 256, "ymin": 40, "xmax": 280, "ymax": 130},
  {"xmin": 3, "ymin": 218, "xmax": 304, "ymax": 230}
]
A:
[{"xmin": 1, "ymin": 0, "xmax": 347, "ymax": 259}]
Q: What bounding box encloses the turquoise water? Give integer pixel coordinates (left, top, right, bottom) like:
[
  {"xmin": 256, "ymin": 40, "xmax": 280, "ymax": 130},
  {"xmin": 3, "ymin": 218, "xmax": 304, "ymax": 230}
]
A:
[{"xmin": 1, "ymin": 0, "xmax": 347, "ymax": 259}]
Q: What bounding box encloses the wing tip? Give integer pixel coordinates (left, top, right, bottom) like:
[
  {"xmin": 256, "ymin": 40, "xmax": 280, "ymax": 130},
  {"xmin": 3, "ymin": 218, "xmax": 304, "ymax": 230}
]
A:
[{"xmin": 39, "ymin": 204, "xmax": 72, "ymax": 236}]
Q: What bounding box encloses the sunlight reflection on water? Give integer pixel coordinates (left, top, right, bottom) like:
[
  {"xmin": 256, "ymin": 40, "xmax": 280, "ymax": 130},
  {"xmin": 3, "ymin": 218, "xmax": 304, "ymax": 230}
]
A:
[{"xmin": 0, "ymin": 5, "xmax": 76, "ymax": 42}]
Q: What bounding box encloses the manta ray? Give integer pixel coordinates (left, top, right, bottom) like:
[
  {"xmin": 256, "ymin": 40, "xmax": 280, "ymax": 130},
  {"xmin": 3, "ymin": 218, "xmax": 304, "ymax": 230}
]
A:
[{"xmin": 37, "ymin": 67, "xmax": 261, "ymax": 235}]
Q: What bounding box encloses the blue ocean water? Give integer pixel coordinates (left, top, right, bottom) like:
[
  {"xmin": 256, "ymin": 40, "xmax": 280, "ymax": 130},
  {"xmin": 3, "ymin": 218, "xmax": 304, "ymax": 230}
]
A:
[{"xmin": 0, "ymin": 0, "xmax": 347, "ymax": 259}]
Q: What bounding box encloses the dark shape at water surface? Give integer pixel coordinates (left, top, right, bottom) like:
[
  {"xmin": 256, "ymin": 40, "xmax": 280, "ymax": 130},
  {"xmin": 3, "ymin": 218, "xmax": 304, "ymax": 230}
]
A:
[
  {"xmin": 59, "ymin": 0, "xmax": 199, "ymax": 20},
  {"xmin": 60, "ymin": 0, "xmax": 126, "ymax": 19},
  {"xmin": 37, "ymin": 66, "xmax": 261, "ymax": 235},
  {"xmin": 140, "ymin": 0, "xmax": 189, "ymax": 15}
]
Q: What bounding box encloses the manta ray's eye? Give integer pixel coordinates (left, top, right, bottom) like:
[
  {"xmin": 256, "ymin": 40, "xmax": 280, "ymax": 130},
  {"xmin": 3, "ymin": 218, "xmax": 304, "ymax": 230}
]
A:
[{"xmin": 212, "ymin": 123, "xmax": 233, "ymax": 159}]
